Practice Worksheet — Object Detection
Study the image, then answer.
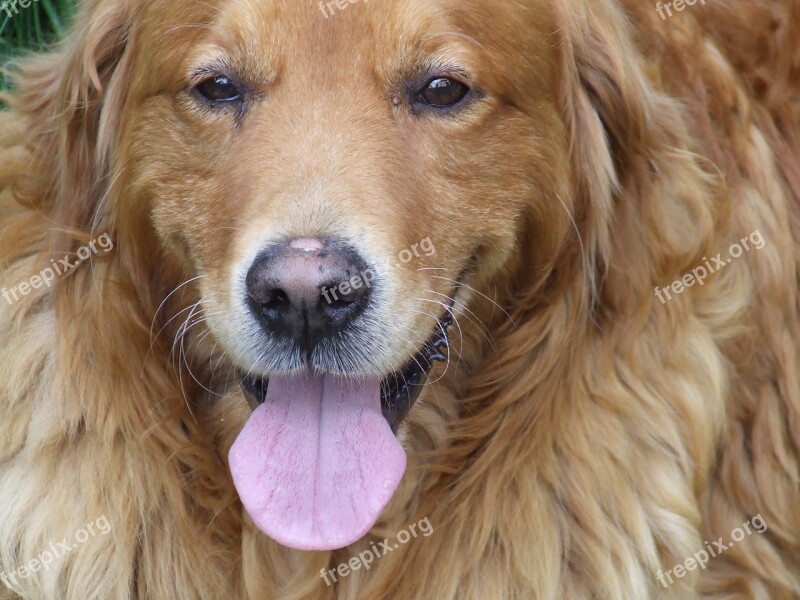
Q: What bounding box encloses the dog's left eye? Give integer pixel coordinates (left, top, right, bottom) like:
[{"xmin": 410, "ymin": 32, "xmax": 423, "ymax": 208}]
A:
[
  {"xmin": 195, "ymin": 76, "xmax": 242, "ymax": 103},
  {"xmin": 417, "ymin": 77, "xmax": 470, "ymax": 107}
]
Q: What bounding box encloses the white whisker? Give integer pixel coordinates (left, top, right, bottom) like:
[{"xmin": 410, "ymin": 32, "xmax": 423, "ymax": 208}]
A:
[{"xmin": 429, "ymin": 274, "xmax": 515, "ymax": 326}]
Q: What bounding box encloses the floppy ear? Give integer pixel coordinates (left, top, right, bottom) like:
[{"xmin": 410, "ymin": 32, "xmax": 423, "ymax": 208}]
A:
[
  {"xmin": 13, "ymin": 0, "xmax": 139, "ymax": 233},
  {"xmin": 554, "ymin": 2, "xmax": 718, "ymax": 309},
  {"xmin": 556, "ymin": 3, "xmax": 652, "ymax": 290}
]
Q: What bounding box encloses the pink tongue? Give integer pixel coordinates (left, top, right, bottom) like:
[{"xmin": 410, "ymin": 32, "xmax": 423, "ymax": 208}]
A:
[{"xmin": 228, "ymin": 372, "xmax": 407, "ymax": 551}]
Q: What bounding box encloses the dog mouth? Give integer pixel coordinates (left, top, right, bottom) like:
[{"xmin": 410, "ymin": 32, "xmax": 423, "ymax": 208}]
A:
[
  {"xmin": 237, "ymin": 308, "xmax": 453, "ymax": 433},
  {"xmin": 229, "ymin": 291, "xmax": 457, "ymax": 552}
]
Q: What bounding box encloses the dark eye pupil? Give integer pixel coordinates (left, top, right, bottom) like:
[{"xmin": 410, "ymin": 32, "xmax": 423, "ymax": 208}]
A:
[
  {"xmin": 197, "ymin": 76, "xmax": 241, "ymax": 102},
  {"xmin": 420, "ymin": 78, "xmax": 469, "ymax": 107}
]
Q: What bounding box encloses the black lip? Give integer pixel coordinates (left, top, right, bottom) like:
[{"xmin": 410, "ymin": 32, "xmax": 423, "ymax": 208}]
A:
[
  {"xmin": 378, "ymin": 309, "xmax": 453, "ymax": 431},
  {"xmin": 237, "ymin": 286, "xmax": 459, "ymax": 432},
  {"xmin": 239, "ymin": 371, "xmax": 268, "ymax": 412}
]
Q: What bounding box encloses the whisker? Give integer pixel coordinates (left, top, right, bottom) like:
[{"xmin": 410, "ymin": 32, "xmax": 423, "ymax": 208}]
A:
[
  {"xmin": 555, "ymin": 192, "xmax": 599, "ymax": 327},
  {"xmin": 183, "ymin": 319, "xmax": 229, "ymax": 398},
  {"xmin": 424, "ymin": 288, "xmax": 497, "ymax": 351},
  {"xmin": 419, "ymin": 298, "xmax": 465, "ymax": 373},
  {"xmin": 145, "ymin": 275, "xmax": 207, "ymax": 373},
  {"xmin": 394, "ymin": 332, "xmax": 448, "ymax": 422},
  {"xmin": 208, "ymin": 343, "xmax": 232, "ymax": 389},
  {"xmin": 172, "ymin": 299, "xmax": 209, "ymax": 421},
  {"xmin": 406, "ymin": 308, "xmax": 454, "ymax": 385},
  {"xmin": 429, "ymin": 274, "xmax": 515, "ymax": 326}
]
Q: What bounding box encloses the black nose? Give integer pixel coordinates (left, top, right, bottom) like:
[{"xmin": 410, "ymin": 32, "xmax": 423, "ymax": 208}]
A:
[{"xmin": 245, "ymin": 239, "xmax": 374, "ymax": 352}]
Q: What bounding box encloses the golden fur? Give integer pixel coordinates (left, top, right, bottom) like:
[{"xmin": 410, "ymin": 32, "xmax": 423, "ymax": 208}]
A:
[{"xmin": 1, "ymin": 0, "xmax": 800, "ymax": 598}]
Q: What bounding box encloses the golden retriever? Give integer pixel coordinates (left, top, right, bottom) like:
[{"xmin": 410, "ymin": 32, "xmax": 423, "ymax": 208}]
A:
[{"xmin": 1, "ymin": 0, "xmax": 799, "ymax": 597}]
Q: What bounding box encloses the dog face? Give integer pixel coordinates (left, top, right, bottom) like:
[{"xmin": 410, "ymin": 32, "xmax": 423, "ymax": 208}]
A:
[
  {"xmin": 124, "ymin": 0, "xmax": 566, "ymax": 376},
  {"xmin": 111, "ymin": 0, "xmax": 573, "ymax": 549}
]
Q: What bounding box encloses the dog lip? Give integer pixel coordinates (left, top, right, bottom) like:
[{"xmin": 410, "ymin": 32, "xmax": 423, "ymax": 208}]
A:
[
  {"xmin": 236, "ymin": 281, "xmax": 461, "ymax": 431},
  {"xmin": 238, "ymin": 371, "xmax": 269, "ymax": 412},
  {"xmin": 379, "ymin": 307, "xmax": 454, "ymax": 431},
  {"xmin": 235, "ymin": 309, "xmax": 453, "ymax": 431}
]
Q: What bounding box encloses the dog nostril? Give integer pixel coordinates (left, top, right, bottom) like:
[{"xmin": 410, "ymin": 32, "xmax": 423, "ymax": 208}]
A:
[
  {"xmin": 327, "ymin": 291, "xmax": 359, "ymax": 310},
  {"xmin": 320, "ymin": 279, "xmax": 371, "ymax": 318},
  {"xmin": 262, "ymin": 289, "xmax": 290, "ymax": 311}
]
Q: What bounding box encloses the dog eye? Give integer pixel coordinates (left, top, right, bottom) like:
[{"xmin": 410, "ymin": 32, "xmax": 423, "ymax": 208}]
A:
[
  {"xmin": 195, "ymin": 76, "xmax": 242, "ymax": 103},
  {"xmin": 417, "ymin": 77, "xmax": 470, "ymax": 107}
]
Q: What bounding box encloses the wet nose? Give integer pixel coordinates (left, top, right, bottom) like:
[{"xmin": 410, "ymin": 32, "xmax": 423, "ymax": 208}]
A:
[{"xmin": 245, "ymin": 239, "xmax": 374, "ymax": 352}]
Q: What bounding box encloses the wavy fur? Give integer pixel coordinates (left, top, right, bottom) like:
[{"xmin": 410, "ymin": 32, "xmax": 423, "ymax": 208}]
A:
[{"xmin": 1, "ymin": 0, "xmax": 799, "ymax": 598}]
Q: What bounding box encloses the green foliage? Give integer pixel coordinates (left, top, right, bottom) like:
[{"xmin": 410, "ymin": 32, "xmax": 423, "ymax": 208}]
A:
[{"xmin": 0, "ymin": 0, "xmax": 75, "ymax": 89}]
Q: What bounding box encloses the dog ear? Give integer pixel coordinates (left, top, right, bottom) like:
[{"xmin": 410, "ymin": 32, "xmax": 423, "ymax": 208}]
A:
[
  {"xmin": 13, "ymin": 0, "xmax": 139, "ymax": 231},
  {"xmin": 553, "ymin": 3, "xmax": 716, "ymax": 308},
  {"xmin": 555, "ymin": 4, "xmax": 657, "ymax": 277}
]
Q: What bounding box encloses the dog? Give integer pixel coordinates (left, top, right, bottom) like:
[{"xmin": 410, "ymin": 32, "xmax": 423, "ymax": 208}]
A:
[{"xmin": 1, "ymin": 0, "xmax": 799, "ymax": 597}]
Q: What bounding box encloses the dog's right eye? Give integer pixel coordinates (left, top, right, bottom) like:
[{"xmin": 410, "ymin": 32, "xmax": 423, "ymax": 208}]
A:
[{"xmin": 194, "ymin": 76, "xmax": 242, "ymax": 104}]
